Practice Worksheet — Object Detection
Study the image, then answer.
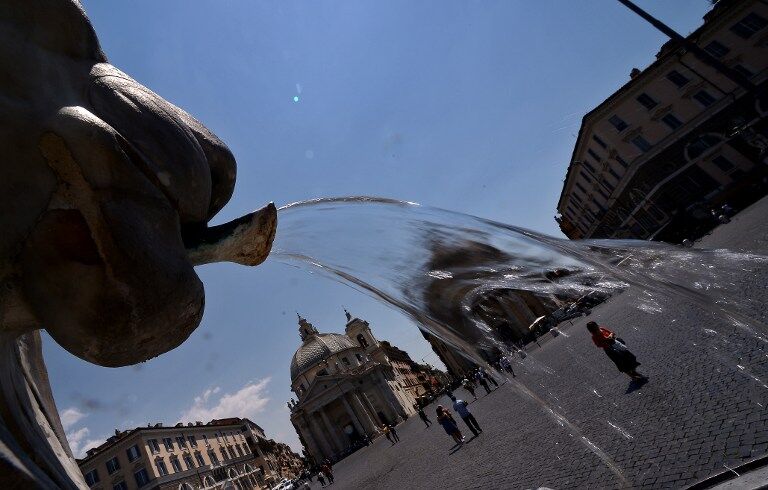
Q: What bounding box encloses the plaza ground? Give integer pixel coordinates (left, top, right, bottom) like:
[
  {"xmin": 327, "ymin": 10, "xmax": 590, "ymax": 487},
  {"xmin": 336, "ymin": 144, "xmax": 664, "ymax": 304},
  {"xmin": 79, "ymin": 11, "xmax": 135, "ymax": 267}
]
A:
[{"xmin": 307, "ymin": 196, "xmax": 768, "ymax": 490}]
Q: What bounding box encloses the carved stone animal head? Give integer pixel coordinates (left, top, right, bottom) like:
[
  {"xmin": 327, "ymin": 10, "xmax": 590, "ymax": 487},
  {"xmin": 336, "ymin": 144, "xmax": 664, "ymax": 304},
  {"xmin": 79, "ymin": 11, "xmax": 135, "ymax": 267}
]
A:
[{"xmin": 0, "ymin": 0, "xmax": 276, "ymax": 367}]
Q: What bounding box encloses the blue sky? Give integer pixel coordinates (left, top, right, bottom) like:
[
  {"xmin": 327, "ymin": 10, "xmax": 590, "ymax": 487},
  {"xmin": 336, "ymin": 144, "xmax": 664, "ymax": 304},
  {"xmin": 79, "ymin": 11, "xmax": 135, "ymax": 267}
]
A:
[{"xmin": 49, "ymin": 0, "xmax": 712, "ymax": 454}]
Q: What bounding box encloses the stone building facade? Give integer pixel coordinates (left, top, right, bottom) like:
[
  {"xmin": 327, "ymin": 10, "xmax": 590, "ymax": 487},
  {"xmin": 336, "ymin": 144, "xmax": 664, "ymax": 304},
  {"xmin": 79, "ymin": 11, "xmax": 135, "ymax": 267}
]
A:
[
  {"xmin": 288, "ymin": 312, "xmax": 418, "ymax": 464},
  {"xmin": 379, "ymin": 341, "xmax": 428, "ymax": 401},
  {"xmin": 77, "ymin": 418, "xmax": 301, "ymax": 490},
  {"xmin": 556, "ymin": 0, "xmax": 768, "ymax": 240}
]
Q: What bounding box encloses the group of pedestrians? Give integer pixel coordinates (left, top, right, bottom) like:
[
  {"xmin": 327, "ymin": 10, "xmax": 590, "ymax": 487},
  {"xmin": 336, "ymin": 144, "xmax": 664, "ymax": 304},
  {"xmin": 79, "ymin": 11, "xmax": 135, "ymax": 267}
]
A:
[
  {"xmin": 434, "ymin": 393, "xmax": 484, "ymax": 446},
  {"xmin": 381, "ymin": 423, "xmax": 400, "ymax": 444},
  {"xmin": 459, "ymin": 367, "xmax": 499, "ymax": 399}
]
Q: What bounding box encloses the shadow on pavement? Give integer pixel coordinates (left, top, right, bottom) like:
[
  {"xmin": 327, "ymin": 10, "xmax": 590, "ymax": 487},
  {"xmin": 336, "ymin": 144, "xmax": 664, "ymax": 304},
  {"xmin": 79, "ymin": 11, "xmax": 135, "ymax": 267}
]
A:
[
  {"xmin": 625, "ymin": 377, "xmax": 649, "ymax": 394},
  {"xmin": 449, "ymin": 442, "xmax": 464, "ymax": 455}
]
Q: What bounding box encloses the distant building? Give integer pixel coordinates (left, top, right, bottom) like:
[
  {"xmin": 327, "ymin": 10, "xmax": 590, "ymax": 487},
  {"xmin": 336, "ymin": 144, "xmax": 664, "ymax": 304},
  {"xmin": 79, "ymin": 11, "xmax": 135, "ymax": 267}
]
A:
[
  {"xmin": 378, "ymin": 340, "xmax": 428, "ymax": 400},
  {"xmin": 210, "ymin": 418, "xmax": 303, "ymax": 485},
  {"xmin": 76, "ymin": 418, "xmax": 301, "ymax": 490},
  {"xmin": 288, "ymin": 312, "xmax": 421, "ymax": 464},
  {"xmin": 556, "ymin": 0, "xmax": 768, "ymax": 241},
  {"xmin": 421, "ymin": 331, "xmax": 477, "ymax": 380}
]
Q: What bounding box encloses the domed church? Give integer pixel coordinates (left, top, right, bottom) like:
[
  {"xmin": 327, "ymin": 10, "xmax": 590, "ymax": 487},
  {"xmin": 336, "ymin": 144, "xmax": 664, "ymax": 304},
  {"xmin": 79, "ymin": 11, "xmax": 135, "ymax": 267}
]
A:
[{"xmin": 288, "ymin": 311, "xmax": 417, "ymax": 463}]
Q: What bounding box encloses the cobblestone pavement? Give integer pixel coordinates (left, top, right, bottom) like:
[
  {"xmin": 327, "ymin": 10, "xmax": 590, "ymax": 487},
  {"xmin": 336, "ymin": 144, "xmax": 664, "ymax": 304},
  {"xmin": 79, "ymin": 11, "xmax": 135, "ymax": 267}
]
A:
[{"xmin": 307, "ymin": 198, "xmax": 768, "ymax": 490}]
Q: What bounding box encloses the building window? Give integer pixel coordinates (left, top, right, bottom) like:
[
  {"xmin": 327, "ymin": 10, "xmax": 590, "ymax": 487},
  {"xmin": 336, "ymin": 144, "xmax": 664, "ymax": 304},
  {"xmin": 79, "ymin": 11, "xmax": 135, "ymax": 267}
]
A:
[
  {"xmin": 126, "ymin": 444, "xmax": 141, "ymax": 462},
  {"xmin": 666, "ymin": 70, "xmax": 690, "ymax": 88},
  {"xmin": 592, "ymin": 134, "xmax": 607, "ymax": 149},
  {"xmin": 586, "ymin": 149, "xmax": 601, "ymax": 163},
  {"xmin": 693, "ymin": 90, "xmax": 716, "ymax": 107},
  {"xmin": 608, "ymin": 115, "xmax": 628, "ymax": 132},
  {"xmin": 175, "ymin": 436, "xmax": 187, "ymax": 449},
  {"xmin": 579, "ymin": 171, "xmax": 592, "ymax": 183},
  {"xmin": 170, "ymin": 458, "xmax": 183, "ymax": 473},
  {"xmin": 596, "ymin": 188, "xmax": 610, "ymax": 200},
  {"xmin": 163, "ymin": 438, "xmax": 174, "ymax": 451},
  {"xmin": 106, "ymin": 456, "xmax": 121, "ymax": 475},
  {"xmin": 730, "ymin": 12, "xmax": 767, "ymax": 39},
  {"xmin": 615, "ymin": 155, "xmax": 628, "ymax": 168},
  {"xmin": 661, "ymin": 113, "xmax": 683, "ymax": 130},
  {"xmin": 241, "ymin": 444, "xmax": 249, "ymax": 454},
  {"xmin": 687, "ymin": 134, "xmax": 720, "ymax": 159},
  {"xmin": 194, "ymin": 451, "xmax": 206, "ymax": 466},
  {"xmin": 235, "ymin": 445, "xmax": 243, "ymax": 457},
  {"xmin": 208, "ymin": 450, "xmax": 220, "ymax": 464},
  {"xmin": 84, "ymin": 469, "xmax": 100, "ymax": 486},
  {"xmin": 601, "ymin": 179, "xmax": 615, "ymax": 192},
  {"xmin": 575, "ymin": 182, "xmax": 588, "ymax": 194},
  {"xmin": 712, "ymin": 155, "xmax": 735, "ymax": 172},
  {"xmin": 134, "ymin": 468, "xmax": 150, "ymax": 488},
  {"xmin": 183, "ymin": 454, "xmax": 195, "ymax": 469},
  {"xmin": 703, "ymin": 40, "xmax": 730, "ymax": 58},
  {"xmin": 356, "ymin": 334, "xmax": 369, "ymax": 348},
  {"xmin": 341, "ymin": 357, "xmax": 350, "ymax": 366},
  {"xmin": 112, "ymin": 481, "xmax": 128, "ymax": 490},
  {"xmin": 732, "ymin": 64, "xmax": 754, "ymax": 79},
  {"xmin": 571, "ymin": 192, "xmax": 583, "ymax": 204},
  {"xmin": 202, "ymin": 434, "xmax": 210, "ymax": 446},
  {"xmin": 631, "ymin": 135, "xmax": 652, "ymax": 153},
  {"xmin": 156, "ymin": 459, "xmax": 169, "ymax": 476},
  {"xmin": 355, "ymin": 353, "xmax": 363, "ymax": 362},
  {"xmin": 635, "ymin": 92, "xmax": 658, "ymax": 110},
  {"xmin": 594, "ymin": 201, "xmax": 607, "ymax": 214},
  {"xmin": 188, "ymin": 435, "xmax": 197, "ymax": 447},
  {"xmin": 148, "ymin": 439, "xmax": 160, "ymax": 454},
  {"xmin": 608, "ymin": 168, "xmax": 621, "ymax": 181}
]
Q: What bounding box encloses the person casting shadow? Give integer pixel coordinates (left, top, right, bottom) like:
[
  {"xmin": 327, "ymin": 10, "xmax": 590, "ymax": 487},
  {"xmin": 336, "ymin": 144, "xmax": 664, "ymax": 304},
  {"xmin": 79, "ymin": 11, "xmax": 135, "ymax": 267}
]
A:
[{"xmin": 587, "ymin": 321, "xmax": 647, "ymax": 381}]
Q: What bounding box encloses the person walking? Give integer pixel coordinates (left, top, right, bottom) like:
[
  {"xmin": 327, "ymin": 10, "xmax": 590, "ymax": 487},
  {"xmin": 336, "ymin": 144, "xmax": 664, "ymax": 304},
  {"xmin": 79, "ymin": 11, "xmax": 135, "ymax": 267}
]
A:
[
  {"xmin": 586, "ymin": 321, "xmax": 646, "ymax": 380},
  {"xmin": 317, "ymin": 473, "xmax": 326, "ymax": 487},
  {"xmin": 381, "ymin": 424, "xmax": 395, "ymax": 445},
  {"xmin": 388, "ymin": 423, "xmax": 400, "ymax": 442},
  {"xmin": 450, "ymin": 395, "xmax": 482, "ymax": 437},
  {"xmin": 417, "ymin": 406, "xmax": 432, "ymax": 427},
  {"xmin": 481, "ymin": 368, "xmax": 499, "ymax": 388},
  {"xmin": 500, "ymin": 356, "xmax": 516, "ymax": 377},
  {"xmin": 462, "ymin": 378, "xmax": 477, "ymax": 400},
  {"xmin": 320, "ymin": 463, "xmax": 334, "ymax": 485},
  {"xmin": 475, "ymin": 370, "xmax": 491, "ymax": 394},
  {"xmin": 436, "ymin": 405, "xmax": 464, "ymax": 445}
]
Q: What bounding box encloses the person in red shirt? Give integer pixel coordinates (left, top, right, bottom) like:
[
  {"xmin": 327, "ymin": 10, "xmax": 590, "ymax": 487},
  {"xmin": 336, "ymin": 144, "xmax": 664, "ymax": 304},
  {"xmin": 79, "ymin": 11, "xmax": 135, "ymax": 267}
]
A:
[{"xmin": 587, "ymin": 321, "xmax": 646, "ymax": 380}]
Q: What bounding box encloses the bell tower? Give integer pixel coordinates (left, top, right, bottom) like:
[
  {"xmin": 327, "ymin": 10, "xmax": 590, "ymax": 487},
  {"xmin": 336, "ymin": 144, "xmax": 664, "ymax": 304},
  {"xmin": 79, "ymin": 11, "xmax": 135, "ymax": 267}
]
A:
[
  {"xmin": 343, "ymin": 309, "xmax": 381, "ymax": 354},
  {"xmin": 297, "ymin": 313, "xmax": 318, "ymax": 341}
]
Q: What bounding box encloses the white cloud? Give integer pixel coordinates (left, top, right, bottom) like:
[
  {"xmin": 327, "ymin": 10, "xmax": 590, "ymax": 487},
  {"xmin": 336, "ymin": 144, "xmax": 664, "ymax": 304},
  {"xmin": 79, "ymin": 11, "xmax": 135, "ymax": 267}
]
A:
[
  {"xmin": 66, "ymin": 427, "xmax": 106, "ymax": 458},
  {"xmin": 179, "ymin": 378, "xmax": 271, "ymax": 424},
  {"xmin": 60, "ymin": 407, "xmax": 87, "ymax": 431}
]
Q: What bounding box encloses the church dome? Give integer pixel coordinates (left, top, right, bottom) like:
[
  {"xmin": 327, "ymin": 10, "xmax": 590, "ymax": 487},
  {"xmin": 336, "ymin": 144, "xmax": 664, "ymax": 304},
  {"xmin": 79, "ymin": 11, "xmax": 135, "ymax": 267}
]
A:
[{"xmin": 290, "ymin": 333, "xmax": 357, "ymax": 381}]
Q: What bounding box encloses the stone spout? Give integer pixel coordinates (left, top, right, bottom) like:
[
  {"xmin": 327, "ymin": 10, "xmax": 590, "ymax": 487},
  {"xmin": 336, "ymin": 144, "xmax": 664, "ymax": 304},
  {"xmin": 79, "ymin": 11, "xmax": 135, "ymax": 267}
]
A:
[{"xmin": 186, "ymin": 202, "xmax": 278, "ymax": 267}]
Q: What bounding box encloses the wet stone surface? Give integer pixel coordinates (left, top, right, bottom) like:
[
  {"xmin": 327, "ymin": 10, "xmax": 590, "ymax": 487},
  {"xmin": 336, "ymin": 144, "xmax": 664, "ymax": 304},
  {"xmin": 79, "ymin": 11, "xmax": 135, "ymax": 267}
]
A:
[{"xmin": 307, "ymin": 198, "xmax": 768, "ymax": 490}]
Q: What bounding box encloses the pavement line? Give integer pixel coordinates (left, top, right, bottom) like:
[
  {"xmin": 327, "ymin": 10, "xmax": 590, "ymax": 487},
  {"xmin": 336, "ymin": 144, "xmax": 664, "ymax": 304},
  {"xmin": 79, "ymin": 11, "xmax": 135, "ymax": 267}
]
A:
[{"xmin": 509, "ymin": 379, "xmax": 631, "ymax": 487}]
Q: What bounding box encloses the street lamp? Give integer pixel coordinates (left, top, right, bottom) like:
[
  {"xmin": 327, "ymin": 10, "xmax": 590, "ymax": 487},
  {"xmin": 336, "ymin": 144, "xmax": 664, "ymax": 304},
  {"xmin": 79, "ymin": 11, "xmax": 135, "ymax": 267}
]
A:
[{"xmin": 616, "ymin": 0, "xmax": 756, "ymax": 92}]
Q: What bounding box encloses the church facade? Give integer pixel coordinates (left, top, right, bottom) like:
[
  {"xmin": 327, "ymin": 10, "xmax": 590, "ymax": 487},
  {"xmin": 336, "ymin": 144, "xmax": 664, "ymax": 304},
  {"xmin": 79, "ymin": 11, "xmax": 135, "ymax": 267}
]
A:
[{"xmin": 288, "ymin": 312, "xmax": 417, "ymax": 464}]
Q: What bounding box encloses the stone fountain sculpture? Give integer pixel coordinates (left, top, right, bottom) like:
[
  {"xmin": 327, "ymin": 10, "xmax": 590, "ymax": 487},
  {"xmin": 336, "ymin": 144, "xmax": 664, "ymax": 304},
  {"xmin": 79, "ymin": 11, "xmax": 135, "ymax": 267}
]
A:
[{"xmin": 0, "ymin": 1, "xmax": 277, "ymax": 487}]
